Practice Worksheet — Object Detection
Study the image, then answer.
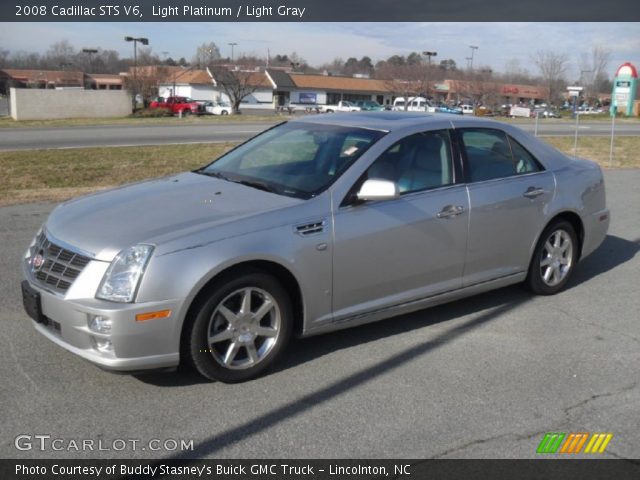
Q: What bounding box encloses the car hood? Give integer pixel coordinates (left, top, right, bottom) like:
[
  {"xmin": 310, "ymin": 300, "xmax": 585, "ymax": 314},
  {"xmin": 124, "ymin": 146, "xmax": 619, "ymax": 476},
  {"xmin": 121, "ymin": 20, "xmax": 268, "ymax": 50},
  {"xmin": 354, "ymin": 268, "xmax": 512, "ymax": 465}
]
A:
[{"xmin": 45, "ymin": 172, "xmax": 301, "ymax": 261}]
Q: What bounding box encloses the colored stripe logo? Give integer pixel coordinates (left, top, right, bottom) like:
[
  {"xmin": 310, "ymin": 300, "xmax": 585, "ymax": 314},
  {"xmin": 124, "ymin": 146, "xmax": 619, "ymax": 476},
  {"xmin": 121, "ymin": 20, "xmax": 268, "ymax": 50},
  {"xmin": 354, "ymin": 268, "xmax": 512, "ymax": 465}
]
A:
[{"xmin": 537, "ymin": 433, "xmax": 613, "ymax": 454}]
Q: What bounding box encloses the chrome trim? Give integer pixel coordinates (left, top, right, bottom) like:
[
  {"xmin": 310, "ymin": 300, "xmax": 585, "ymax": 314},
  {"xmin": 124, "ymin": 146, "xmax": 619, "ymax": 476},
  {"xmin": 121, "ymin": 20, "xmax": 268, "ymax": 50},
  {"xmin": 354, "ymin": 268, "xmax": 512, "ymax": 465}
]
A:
[
  {"xmin": 26, "ymin": 229, "xmax": 93, "ymax": 295},
  {"xmin": 44, "ymin": 228, "xmax": 96, "ymax": 259}
]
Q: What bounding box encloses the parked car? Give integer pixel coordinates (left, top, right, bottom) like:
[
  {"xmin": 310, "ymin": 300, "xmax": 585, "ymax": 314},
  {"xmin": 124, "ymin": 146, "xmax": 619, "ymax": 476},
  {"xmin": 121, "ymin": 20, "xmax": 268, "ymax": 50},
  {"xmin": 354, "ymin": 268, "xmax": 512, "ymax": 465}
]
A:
[
  {"xmin": 354, "ymin": 100, "xmax": 385, "ymax": 111},
  {"xmin": 435, "ymin": 104, "xmax": 463, "ymax": 115},
  {"xmin": 533, "ymin": 108, "xmax": 562, "ymax": 119},
  {"xmin": 318, "ymin": 101, "xmax": 361, "ymax": 113},
  {"xmin": 460, "ymin": 104, "xmax": 475, "ymax": 115},
  {"xmin": 149, "ymin": 96, "xmax": 202, "ymax": 116},
  {"xmin": 393, "ymin": 97, "xmax": 436, "ymax": 112},
  {"xmin": 22, "ymin": 113, "xmax": 609, "ymax": 382},
  {"xmin": 202, "ymin": 101, "xmax": 232, "ymax": 116}
]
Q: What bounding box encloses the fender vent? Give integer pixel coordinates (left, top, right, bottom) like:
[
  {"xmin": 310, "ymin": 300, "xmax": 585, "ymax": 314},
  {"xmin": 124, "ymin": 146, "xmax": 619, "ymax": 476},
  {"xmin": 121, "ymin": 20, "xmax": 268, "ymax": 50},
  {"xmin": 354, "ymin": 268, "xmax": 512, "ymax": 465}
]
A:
[{"xmin": 295, "ymin": 219, "xmax": 327, "ymax": 236}]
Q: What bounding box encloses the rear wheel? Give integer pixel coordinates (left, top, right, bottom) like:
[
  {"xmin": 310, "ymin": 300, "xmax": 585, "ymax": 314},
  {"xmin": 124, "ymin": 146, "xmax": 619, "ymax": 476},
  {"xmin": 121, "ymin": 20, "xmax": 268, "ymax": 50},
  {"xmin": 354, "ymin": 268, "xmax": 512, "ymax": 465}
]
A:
[
  {"xmin": 181, "ymin": 109, "xmax": 191, "ymax": 117},
  {"xmin": 184, "ymin": 271, "xmax": 293, "ymax": 383},
  {"xmin": 526, "ymin": 220, "xmax": 578, "ymax": 295},
  {"xmin": 221, "ymin": 110, "xmax": 229, "ymax": 115}
]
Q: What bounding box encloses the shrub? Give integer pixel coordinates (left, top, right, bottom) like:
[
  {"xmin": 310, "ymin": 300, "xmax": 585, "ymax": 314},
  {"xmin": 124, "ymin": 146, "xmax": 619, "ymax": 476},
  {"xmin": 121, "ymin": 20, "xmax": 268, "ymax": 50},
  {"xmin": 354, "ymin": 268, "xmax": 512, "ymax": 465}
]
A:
[{"xmin": 129, "ymin": 108, "xmax": 173, "ymax": 118}]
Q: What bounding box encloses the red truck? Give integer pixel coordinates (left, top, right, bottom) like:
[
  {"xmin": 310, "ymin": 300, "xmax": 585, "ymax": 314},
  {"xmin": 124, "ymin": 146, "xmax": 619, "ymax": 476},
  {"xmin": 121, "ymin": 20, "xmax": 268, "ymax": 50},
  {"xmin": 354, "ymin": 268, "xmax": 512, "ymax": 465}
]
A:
[{"xmin": 149, "ymin": 96, "xmax": 202, "ymax": 116}]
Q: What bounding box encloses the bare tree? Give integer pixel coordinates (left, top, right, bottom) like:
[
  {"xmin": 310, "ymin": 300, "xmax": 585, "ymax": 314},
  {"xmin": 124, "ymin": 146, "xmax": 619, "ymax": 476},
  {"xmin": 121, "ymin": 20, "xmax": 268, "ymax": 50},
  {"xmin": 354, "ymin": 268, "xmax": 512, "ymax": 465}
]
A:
[
  {"xmin": 43, "ymin": 40, "xmax": 76, "ymax": 70},
  {"xmin": 377, "ymin": 63, "xmax": 430, "ymax": 109},
  {"xmin": 208, "ymin": 66, "xmax": 263, "ymax": 114},
  {"xmin": 532, "ymin": 50, "xmax": 569, "ymax": 105},
  {"xmin": 579, "ymin": 46, "xmax": 612, "ymax": 103},
  {"xmin": 193, "ymin": 42, "xmax": 221, "ymax": 69},
  {"xmin": 0, "ymin": 49, "xmax": 9, "ymax": 68}
]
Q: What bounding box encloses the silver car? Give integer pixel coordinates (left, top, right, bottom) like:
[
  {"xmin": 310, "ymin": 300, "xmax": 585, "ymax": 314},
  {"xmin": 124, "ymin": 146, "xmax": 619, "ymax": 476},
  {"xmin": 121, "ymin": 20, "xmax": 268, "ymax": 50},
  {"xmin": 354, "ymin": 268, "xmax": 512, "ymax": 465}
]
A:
[{"xmin": 21, "ymin": 113, "xmax": 610, "ymax": 382}]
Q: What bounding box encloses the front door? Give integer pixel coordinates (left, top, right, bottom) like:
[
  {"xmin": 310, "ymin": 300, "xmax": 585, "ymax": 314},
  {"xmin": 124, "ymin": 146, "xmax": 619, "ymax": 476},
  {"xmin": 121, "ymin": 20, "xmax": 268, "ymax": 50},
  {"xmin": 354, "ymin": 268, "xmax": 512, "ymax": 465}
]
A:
[{"xmin": 332, "ymin": 129, "xmax": 469, "ymax": 320}]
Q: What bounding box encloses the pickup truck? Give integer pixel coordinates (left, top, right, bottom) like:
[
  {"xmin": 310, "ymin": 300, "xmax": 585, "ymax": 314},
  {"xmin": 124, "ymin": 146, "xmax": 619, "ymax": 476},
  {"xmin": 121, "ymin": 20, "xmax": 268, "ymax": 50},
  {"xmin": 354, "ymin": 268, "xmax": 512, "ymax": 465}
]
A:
[
  {"xmin": 149, "ymin": 96, "xmax": 202, "ymax": 116},
  {"xmin": 318, "ymin": 101, "xmax": 361, "ymax": 113}
]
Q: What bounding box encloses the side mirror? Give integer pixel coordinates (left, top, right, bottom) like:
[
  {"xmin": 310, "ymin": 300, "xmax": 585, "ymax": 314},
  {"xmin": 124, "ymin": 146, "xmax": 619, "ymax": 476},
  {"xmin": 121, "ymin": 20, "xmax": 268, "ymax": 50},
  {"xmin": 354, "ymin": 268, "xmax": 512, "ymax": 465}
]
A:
[{"xmin": 356, "ymin": 179, "xmax": 400, "ymax": 202}]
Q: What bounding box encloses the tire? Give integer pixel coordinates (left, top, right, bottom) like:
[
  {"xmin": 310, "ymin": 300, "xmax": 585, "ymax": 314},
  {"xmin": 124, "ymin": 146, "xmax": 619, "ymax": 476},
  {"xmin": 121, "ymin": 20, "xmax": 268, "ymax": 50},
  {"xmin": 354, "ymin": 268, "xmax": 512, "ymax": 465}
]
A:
[
  {"xmin": 181, "ymin": 109, "xmax": 191, "ymax": 117},
  {"xmin": 221, "ymin": 110, "xmax": 229, "ymax": 115},
  {"xmin": 183, "ymin": 271, "xmax": 293, "ymax": 383},
  {"xmin": 326, "ymin": 109, "xmax": 334, "ymax": 113},
  {"xmin": 526, "ymin": 220, "xmax": 578, "ymax": 295}
]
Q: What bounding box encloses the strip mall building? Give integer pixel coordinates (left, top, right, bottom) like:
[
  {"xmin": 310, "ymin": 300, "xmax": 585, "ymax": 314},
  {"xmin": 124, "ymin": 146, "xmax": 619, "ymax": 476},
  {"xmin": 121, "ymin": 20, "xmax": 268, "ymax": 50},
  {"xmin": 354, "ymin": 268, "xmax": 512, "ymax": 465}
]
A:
[{"xmin": 2, "ymin": 66, "xmax": 552, "ymax": 109}]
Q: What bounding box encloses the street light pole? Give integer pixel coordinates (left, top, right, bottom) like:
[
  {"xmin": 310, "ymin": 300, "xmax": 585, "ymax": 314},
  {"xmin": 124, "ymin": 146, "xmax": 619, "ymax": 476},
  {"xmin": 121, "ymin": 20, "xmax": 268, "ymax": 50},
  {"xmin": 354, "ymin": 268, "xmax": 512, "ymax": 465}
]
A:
[
  {"xmin": 422, "ymin": 50, "xmax": 437, "ymax": 66},
  {"xmin": 422, "ymin": 51, "xmax": 437, "ymax": 102},
  {"xmin": 124, "ymin": 36, "xmax": 149, "ymax": 111},
  {"xmin": 82, "ymin": 48, "xmax": 98, "ymax": 73}
]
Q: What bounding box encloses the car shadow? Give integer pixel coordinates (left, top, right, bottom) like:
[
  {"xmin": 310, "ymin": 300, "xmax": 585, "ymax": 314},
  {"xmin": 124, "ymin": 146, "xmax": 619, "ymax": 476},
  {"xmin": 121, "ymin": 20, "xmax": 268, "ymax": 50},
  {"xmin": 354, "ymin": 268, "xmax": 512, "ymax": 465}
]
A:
[
  {"xmin": 566, "ymin": 234, "xmax": 639, "ymax": 289},
  {"xmin": 134, "ymin": 234, "xmax": 638, "ymax": 388}
]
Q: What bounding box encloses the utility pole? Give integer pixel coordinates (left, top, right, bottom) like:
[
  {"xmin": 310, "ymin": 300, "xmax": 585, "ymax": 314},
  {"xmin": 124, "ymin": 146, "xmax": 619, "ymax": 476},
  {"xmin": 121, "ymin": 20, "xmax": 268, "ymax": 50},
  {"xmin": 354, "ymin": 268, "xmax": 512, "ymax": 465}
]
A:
[
  {"xmin": 469, "ymin": 45, "xmax": 478, "ymax": 70},
  {"xmin": 228, "ymin": 42, "xmax": 238, "ymax": 63}
]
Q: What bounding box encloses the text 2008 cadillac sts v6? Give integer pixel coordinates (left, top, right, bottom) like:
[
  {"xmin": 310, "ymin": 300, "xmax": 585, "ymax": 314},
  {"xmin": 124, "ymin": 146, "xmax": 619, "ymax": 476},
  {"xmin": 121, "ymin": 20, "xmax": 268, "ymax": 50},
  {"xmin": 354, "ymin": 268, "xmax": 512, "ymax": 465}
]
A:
[{"xmin": 22, "ymin": 113, "xmax": 609, "ymax": 382}]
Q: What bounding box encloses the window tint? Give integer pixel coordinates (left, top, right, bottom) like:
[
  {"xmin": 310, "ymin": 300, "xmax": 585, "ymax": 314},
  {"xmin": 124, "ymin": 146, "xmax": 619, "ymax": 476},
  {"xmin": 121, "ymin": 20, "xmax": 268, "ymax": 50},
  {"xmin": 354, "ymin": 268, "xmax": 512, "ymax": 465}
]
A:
[
  {"xmin": 508, "ymin": 136, "xmax": 543, "ymax": 174},
  {"xmin": 366, "ymin": 130, "xmax": 454, "ymax": 194},
  {"xmin": 461, "ymin": 129, "xmax": 516, "ymax": 182}
]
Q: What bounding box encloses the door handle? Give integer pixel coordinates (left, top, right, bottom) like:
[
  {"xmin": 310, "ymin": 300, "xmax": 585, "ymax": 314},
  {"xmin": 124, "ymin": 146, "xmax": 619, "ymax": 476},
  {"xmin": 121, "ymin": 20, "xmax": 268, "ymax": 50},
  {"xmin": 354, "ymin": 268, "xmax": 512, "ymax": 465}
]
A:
[
  {"xmin": 437, "ymin": 205, "xmax": 465, "ymax": 219},
  {"xmin": 523, "ymin": 187, "xmax": 547, "ymax": 199}
]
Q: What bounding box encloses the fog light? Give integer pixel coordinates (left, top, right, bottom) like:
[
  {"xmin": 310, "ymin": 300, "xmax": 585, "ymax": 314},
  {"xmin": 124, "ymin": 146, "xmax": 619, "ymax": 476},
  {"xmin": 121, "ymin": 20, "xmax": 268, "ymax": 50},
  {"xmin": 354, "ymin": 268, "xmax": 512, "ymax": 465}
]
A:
[
  {"xmin": 88, "ymin": 315, "xmax": 111, "ymax": 334},
  {"xmin": 94, "ymin": 338, "xmax": 113, "ymax": 352}
]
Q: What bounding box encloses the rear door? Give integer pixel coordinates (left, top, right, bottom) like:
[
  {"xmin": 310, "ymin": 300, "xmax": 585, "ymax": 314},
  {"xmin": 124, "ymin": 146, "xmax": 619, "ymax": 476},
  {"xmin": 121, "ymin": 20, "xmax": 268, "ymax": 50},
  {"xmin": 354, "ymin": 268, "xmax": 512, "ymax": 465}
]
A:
[{"xmin": 456, "ymin": 127, "xmax": 555, "ymax": 286}]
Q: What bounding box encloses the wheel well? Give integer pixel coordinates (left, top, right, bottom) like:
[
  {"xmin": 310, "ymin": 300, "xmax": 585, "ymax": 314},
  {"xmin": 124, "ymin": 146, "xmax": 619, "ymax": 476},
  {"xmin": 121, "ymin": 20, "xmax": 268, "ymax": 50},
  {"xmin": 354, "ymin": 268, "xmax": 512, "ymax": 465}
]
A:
[
  {"xmin": 548, "ymin": 211, "xmax": 585, "ymax": 259},
  {"xmin": 182, "ymin": 260, "xmax": 305, "ymax": 342}
]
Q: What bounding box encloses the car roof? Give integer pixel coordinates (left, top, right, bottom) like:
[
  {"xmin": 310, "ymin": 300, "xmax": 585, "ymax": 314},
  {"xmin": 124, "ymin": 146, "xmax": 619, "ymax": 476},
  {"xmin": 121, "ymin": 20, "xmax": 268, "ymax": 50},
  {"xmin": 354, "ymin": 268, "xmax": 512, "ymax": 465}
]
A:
[{"xmin": 290, "ymin": 111, "xmax": 501, "ymax": 132}]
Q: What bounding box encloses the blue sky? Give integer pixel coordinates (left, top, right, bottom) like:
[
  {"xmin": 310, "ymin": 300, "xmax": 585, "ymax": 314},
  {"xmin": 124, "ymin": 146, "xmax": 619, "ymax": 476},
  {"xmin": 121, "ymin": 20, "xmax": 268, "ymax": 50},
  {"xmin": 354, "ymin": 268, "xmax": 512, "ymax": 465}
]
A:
[{"xmin": 1, "ymin": 22, "xmax": 638, "ymax": 78}]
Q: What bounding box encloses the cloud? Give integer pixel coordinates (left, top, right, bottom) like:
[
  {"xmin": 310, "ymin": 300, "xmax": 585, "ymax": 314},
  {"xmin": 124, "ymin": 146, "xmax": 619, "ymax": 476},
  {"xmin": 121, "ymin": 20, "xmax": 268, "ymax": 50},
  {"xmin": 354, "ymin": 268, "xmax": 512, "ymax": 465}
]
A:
[{"xmin": 1, "ymin": 21, "xmax": 638, "ymax": 76}]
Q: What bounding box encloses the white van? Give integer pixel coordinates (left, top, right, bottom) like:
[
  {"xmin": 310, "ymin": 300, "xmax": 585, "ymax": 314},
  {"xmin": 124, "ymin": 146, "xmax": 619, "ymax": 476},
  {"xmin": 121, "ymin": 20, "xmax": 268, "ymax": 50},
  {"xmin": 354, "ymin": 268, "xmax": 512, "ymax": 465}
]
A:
[
  {"xmin": 392, "ymin": 97, "xmax": 435, "ymax": 112},
  {"xmin": 460, "ymin": 104, "xmax": 475, "ymax": 115}
]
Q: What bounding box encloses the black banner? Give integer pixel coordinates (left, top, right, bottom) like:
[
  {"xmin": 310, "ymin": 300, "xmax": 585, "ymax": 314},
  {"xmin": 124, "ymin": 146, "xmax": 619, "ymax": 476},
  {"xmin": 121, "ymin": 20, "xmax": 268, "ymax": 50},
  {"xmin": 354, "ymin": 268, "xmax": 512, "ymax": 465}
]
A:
[
  {"xmin": 5, "ymin": 0, "xmax": 640, "ymax": 22},
  {"xmin": 3, "ymin": 459, "xmax": 640, "ymax": 480}
]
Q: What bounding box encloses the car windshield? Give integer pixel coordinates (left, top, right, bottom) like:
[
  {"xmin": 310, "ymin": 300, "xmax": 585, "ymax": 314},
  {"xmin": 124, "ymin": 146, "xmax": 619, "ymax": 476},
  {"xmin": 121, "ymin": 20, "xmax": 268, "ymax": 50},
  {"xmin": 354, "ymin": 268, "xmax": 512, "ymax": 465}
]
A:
[{"xmin": 198, "ymin": 122, "xmax": 386, "ymax": 199}]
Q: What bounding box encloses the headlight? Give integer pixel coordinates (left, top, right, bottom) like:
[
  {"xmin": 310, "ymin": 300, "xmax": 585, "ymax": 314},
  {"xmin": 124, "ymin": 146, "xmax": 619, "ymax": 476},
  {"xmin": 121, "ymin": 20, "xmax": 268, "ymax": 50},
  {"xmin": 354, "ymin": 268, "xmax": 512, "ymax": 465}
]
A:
[
  {"xmin": 96, "ymin": 244, "xmax": 154, "ymax": 303},
  {"xmin": 25, "ymin": 225, "xmax": 44, "ymax": 261}
]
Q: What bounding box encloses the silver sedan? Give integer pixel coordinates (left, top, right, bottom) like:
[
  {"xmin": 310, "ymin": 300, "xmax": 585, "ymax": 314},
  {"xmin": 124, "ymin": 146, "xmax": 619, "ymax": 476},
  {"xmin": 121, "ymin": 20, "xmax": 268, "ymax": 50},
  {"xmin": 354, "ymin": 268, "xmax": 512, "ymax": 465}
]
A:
[{"xmin": 22, "ymin": 112, "xmax": 609, "ymax": 382}]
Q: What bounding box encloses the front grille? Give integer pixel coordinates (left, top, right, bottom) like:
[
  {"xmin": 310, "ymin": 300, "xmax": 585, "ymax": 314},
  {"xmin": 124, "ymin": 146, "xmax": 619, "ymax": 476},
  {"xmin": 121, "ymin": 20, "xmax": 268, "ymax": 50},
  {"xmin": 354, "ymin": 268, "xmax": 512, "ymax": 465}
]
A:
[{"xmin": 30, "ymin": 232, "xmax": 91, "ymax": 294}]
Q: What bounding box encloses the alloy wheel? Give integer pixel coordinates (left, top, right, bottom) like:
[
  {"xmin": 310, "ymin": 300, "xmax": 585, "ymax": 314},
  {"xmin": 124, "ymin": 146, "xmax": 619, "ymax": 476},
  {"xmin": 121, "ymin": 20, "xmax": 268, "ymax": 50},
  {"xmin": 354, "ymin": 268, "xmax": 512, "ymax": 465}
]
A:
[{"xmin": 206, "ymin": 287, "xmax": 281, "ymax": 370}]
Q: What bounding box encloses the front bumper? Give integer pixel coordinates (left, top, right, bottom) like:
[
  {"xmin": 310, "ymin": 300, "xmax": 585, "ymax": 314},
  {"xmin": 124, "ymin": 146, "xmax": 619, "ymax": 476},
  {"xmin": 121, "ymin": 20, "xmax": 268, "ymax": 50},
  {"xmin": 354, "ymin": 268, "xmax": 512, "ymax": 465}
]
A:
[{"xmin": 22, "ymin": 275, "xmax": 183, "ymax": 372}]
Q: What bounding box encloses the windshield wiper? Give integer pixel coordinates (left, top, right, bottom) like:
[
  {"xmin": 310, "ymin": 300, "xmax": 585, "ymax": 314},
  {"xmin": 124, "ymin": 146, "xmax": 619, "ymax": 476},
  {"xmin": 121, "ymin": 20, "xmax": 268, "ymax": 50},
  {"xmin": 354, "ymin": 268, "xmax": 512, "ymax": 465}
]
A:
[
  {"xmin": 195, "ymin": 169, "xmax": 230, "ymax": 181},
  {"xmin": 233, "ymin": 179, "xmax": 278, "ymax": 194},
  {"xmin": 195, "ymin": 169, "xmax": 279, "ymax": 195}
]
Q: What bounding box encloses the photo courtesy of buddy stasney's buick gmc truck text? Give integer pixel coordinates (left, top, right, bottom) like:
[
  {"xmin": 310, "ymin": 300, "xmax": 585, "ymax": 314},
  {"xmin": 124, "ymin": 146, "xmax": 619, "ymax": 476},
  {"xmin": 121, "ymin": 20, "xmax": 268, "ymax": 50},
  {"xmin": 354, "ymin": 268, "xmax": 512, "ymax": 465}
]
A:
[{"xmin": 22, "ymin": 112, "xmax": 609, "ymax": 383}]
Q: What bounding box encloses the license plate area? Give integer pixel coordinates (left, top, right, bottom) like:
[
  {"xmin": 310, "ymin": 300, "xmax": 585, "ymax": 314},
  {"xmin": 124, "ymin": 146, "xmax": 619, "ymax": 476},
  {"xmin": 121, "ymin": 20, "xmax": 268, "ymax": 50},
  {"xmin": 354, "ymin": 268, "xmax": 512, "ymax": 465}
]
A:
[{"xmin": 21, "ymin": 280, "xmax": 46, "ymax": 324}]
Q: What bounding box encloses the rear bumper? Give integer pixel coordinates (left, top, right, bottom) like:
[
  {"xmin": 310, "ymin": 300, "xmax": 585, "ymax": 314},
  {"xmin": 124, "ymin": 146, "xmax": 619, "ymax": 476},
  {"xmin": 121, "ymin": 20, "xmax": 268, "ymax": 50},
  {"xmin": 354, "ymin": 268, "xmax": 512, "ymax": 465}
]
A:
[
  {"xmin": 23, "ymin": 277, "xmax": 183, "ymax": 371},
  {"xmin": 582, "ymin": 208, "xmax": 610, "ymax": 259}
]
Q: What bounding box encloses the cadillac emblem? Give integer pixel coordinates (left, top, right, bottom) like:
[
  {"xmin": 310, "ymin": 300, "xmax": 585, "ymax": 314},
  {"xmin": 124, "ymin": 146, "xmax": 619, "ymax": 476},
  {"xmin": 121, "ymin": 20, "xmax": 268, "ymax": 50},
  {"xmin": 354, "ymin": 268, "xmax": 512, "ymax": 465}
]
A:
[{"xmin": 32, "ymin": 251, "xmax": 45, "ymax": 271}]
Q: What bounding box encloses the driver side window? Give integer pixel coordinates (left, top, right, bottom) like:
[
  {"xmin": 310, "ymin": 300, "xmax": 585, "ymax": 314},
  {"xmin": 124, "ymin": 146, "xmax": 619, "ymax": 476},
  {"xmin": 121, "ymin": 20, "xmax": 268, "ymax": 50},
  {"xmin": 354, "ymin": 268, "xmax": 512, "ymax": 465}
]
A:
[{"xmin": 366, "ymin": 130, "xmax": 454, "ymax": 194}]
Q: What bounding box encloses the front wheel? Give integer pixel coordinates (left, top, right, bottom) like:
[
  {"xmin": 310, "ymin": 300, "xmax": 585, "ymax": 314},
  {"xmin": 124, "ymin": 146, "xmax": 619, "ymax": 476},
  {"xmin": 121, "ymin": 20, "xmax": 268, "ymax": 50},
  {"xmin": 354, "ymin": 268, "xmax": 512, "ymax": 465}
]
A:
[
  {"xmin": 526, "ymin": 220, "xmax": 578, "ymax": 295},
  {"xmin": 184, "ymin": 271, "xmax": 293, "ymax": 382}
]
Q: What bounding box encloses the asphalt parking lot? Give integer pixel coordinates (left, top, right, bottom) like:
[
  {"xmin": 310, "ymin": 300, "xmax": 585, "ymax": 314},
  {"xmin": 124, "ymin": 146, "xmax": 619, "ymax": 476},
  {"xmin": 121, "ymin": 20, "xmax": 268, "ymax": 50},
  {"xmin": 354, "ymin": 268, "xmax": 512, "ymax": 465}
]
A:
[{"xmin": 0, "ymin": 170, "xmax": 638, "ymax": 460}]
